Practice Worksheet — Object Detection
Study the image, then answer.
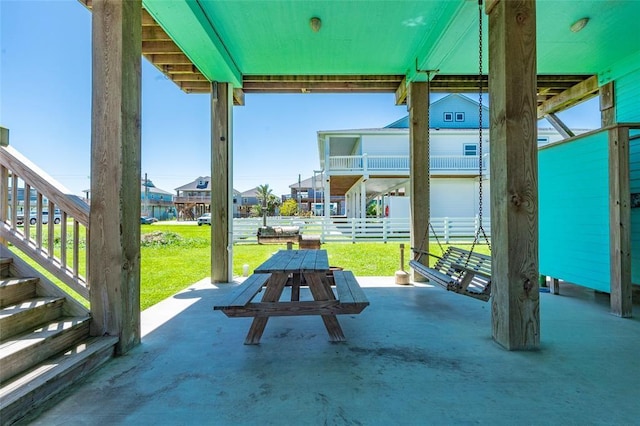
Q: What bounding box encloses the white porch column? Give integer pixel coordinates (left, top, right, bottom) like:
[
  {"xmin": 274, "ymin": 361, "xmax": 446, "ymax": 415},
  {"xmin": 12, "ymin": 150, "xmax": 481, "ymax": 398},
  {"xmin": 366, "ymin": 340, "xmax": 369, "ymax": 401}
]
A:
[
  {"xmin": 360, "ymin": 180, "xmax": 367, "ymax": 219},
  {"xmin": 324, "ymin": 137, "xmax": 332, "ymax": 218}
]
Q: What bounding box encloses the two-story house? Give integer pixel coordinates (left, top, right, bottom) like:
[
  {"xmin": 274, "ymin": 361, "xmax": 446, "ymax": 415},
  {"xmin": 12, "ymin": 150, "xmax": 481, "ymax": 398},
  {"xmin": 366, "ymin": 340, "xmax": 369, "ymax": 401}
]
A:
[
  {"xmin": 174, "ymin": 176, "xmax": 240, "ymax": 219},
  {"xmin": 317, "ymin": 94, "xmax": 565, "ymax": 220},
  {"xmin": 287, "ymin": 175, "xmax": 344, "ymax": 215},
  {"xmin": 140, "ymin": 178, "xmax": 175, "ymax": 220}
]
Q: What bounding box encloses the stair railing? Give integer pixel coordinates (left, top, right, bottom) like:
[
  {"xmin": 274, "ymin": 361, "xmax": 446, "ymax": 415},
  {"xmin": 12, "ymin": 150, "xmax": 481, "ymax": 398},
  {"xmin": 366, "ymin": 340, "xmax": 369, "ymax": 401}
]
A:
[{"xmin": 0, "ymin": 142, "xmax": 90, "ymax": 301}]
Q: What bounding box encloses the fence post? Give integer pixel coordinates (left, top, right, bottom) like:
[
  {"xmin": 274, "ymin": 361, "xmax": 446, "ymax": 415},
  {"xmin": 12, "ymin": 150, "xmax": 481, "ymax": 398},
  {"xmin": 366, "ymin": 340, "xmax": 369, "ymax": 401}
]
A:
[
  {"xmin": 475, "ymin": 214, "xmax": 479, "ymax": 238},
  {"xmin": 383, "ymin": 217, "xmax": 388, "ymax": 243},
  {"xmin": 444, "ymin": 217, "xmax": 449, "ymax": 243},
  {"xmin": 351, "ymin": 217, "xmax": 356, "ymax": 243}
]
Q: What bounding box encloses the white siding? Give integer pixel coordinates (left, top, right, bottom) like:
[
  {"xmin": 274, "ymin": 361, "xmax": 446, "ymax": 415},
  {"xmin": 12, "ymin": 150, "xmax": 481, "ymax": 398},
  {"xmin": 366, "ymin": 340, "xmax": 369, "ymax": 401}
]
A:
[
  {"xmin": 360, "ymin": 134, "xmax": 407, "ymax": 155},
  {"xmin": 430, "ymin": 178, "xmax": 490, "ymax": 218}
]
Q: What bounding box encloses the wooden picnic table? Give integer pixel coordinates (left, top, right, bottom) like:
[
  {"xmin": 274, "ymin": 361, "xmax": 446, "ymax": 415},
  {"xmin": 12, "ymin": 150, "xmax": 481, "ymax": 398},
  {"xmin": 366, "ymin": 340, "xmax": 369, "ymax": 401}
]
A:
[{"xmin": 214, "ymin": 249, "xmax": 368, "ymax": 344}]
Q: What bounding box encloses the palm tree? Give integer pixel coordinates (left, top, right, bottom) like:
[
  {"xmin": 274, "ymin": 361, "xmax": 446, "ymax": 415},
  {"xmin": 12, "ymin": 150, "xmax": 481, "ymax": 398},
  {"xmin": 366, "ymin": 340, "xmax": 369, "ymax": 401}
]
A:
[{"xmin": 256, "ymin": 184, "xmax": 273, "ymax": 227}]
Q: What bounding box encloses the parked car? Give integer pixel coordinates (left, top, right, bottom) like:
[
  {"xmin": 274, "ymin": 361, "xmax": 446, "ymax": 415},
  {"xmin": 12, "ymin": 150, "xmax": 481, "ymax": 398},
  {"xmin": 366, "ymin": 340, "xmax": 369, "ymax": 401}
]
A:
[
  {"xmin": 140, "ymin": 216, "xmax": 156, "ymax": 224},
  {"xmin": 16, "ymin": 210, "xmax": 61, "ymax": 225},
  {"xmin": 197, "ymin": 213, "xmax": 211, "ymax": 226}
]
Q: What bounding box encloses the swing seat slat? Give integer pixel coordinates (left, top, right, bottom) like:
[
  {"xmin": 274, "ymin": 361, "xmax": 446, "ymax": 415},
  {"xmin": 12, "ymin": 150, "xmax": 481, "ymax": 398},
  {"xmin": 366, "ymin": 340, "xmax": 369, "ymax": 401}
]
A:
[{"xmin": 410, "ymin": 246, "xmax": 491, "ymax": 302}]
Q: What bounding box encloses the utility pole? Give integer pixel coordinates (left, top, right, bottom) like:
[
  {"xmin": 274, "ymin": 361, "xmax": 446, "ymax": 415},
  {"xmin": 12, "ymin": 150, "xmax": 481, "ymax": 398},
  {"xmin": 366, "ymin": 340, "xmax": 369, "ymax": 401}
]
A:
[
  {"xmin": 144, "ymin": 172, "xmax": 149, "ymax": 217},
  {"xmin": 298, "ymin": 173, "xmax": 302, "ymax": 213}
]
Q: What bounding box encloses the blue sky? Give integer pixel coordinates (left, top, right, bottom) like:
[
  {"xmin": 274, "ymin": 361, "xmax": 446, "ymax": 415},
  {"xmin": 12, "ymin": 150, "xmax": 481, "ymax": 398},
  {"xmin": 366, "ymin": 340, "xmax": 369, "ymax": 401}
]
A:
[{"xmin": 0, "ymin": 0, "xmax": 600, "ymax": 197}]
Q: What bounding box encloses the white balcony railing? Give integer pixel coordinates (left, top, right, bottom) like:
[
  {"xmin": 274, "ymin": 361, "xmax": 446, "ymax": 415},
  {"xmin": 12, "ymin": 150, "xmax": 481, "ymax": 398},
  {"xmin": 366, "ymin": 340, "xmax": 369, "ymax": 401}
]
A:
[{"xmin": 328, "ymin": 154, "xmax": 488, "ymax": 173}]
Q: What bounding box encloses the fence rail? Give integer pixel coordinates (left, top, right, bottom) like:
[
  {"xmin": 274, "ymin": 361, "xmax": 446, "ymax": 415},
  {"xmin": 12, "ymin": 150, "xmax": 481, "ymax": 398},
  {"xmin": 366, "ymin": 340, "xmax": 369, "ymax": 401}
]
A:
[{"xmin": 232, "ymin": 216, "xmax": 490, "ymax": 244}]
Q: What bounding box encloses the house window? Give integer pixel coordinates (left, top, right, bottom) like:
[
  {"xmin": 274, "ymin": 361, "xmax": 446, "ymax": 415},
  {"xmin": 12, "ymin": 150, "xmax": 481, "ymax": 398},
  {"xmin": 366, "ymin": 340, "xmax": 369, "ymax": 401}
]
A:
[
  {"xmin": 537, "ymin": 137, "xmax": 549, "ymax": 146},
  {"xmin": 463, "ymin": 143, "xmax": 478, "ymax": 156},
  {"xmin": 196, "ymin": 180, "xmax": 209, "ymax": 189},
  {"xmin": 443, "ymin": 112, "xmax": 453, "ymax": 122},
  {"xmin": 455, "ymin": 112, "xmax": 465, "ymax": 122}
]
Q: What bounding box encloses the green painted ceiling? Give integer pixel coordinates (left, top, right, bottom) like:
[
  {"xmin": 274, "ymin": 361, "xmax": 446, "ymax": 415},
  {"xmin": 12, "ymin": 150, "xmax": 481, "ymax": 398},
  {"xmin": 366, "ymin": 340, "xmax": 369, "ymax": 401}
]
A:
[{"xmin": 143, "ymin": 0, "xmax": 640, "ymax": 87}]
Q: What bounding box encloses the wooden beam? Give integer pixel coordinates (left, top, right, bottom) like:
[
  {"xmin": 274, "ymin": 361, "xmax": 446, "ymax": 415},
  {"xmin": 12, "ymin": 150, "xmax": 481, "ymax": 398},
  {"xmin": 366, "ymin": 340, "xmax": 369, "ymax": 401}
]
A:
[
  {"xmin": 609, "ymin": 125, "xmax": 632, "ymax": 317},
  {"xmin": 146, "ymin": 53, "xmax": 195, "ymax": 65},
  {"xmin": 157, "ymin": 64, "xmax": 200, "ymax": 74},
  {"xmin": 395, "ymin": 76, "xmax": 408, "ymax": 105},
  {"xmin": 600, "ymin": 82, "xmax": 616, "ymax": 127},
  {"xmin": 141, "ymin": 26, "xmax": 171, "ymax": 41},
  {"xmin": 142, "ymin": 40, "xmax": 183, "ymax": 54},
  {"xmin": 211, "ymin": 82, "xmax": 232, "ymax": 283},
  {"xmin": 0, "ymin": 127, "xmax": 8, "ymax": 147},
  {"xmin": 545, "ymin": 113, "xmax": 575, "ymax": 138},
  {"xmin": 242, "ymin": 75, "xmax": 403, "ymax": 94},
  {"xmin": 489, "ymin": 0, "xmax": 540, "ymax": 350},
  {"xmin": 408, "ymin": 81, "xmax": 430, "ymax": 283},
  {"xmin": 89, "ymin": 0, "xmax": 141, "ymax": 355},
  {"xmin": 537, "ymin": 75, "xmax": 599, "ymax": 119},
  {"xmin": 233, "ymin": 88, "xmax": 245, "ymax": 106}
]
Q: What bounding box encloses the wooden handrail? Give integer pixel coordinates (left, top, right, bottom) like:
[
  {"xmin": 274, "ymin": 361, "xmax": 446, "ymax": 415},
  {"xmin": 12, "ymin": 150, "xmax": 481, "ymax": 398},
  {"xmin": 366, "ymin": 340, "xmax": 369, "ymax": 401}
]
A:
[
  {"xmin": 0, "ymin": 144, "xmax": 90, "ymax": 301},
  {"xmin": 0, "ymin": 146, "xmax": 89, "ymax": 227}
]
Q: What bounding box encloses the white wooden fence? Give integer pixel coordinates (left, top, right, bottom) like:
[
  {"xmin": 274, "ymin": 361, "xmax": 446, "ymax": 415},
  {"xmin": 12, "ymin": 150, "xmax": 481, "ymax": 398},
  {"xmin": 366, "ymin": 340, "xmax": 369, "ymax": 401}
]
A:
[{"xmin": 233, "ymin": 216, "xmax": 491, "ymax": 244}]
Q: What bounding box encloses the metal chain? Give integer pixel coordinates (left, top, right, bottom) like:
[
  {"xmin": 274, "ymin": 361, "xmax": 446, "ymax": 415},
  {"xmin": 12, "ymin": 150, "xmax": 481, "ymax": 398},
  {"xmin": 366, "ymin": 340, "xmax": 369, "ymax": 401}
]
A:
[{"xmin": 469, "ymin": 0, "xmax": 491, "ymax": 258}]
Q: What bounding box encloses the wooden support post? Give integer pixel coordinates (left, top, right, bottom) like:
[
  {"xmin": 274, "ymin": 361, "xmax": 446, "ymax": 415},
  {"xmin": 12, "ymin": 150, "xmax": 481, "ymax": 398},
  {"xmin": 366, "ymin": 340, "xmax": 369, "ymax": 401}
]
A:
[
  {"xmin": 211, "ymin": 81, "xmax": 233, "ymax": 283},
  {"xmin": 0, "ymin": 127, "xmax": 8, "ymax": 245},
  {"xmin": 89, "ymin": 0, "xmax": 142, "ymax": 354},
  {"xmin": 550, "ymin": 277, "xmax": 560, "ymax": 295},
  {"xmin": 600, "ymin": 82, "xmax": 616, "ymax": 128},
  {"xmin": 609, "ymin": 125, "xmax": 632, "ymax": 317},
  {"xmin": 0, "ymin": 127, "xmax": 9, "ymax": 147},
  {"xmin": 409, "ymin": 82, "xmax": 430, "ymax": 282},
  {"xmin": 488, "ymin": 0, "xmax": 540, "ymax": 350}
]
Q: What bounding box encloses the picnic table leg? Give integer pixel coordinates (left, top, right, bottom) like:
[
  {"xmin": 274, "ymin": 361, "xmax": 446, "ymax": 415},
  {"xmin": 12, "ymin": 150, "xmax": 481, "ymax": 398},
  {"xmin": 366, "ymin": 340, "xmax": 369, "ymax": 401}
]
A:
[
  {"xmin": 291, "ymin": 272, "xmax": 301, "ymax": 301},
  {"xmin": 305, "ymin": 272, "xmax": 346, "ymax": 342},
  {"xmin": 245, "ymin": 272, "xmax": 288, "ymax": 345}
]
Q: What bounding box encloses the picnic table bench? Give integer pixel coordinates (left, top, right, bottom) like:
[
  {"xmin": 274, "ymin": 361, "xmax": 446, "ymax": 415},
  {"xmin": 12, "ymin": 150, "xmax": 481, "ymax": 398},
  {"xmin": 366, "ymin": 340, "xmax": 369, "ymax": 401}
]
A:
[
  {"xmin": 410, "ymin": 246, "xmax": 491, "ymax": 301},
  {"xmin": 214, "ymin": 249, "xmax": 369, "ymax": 344}
]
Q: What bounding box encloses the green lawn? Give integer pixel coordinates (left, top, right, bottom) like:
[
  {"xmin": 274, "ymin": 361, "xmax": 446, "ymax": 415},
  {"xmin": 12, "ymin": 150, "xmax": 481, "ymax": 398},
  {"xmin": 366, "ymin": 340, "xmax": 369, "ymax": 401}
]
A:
[{"xmin": 13, "ymin": 223, "xmax": 490, "ymax": 310}]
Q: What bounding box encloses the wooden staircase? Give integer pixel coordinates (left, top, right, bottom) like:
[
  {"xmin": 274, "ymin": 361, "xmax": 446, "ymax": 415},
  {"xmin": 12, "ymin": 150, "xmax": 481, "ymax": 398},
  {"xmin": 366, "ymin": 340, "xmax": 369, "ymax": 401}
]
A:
[{"xmin": 0, "ymin": 255, "xmax": 118, "ymax": 425}]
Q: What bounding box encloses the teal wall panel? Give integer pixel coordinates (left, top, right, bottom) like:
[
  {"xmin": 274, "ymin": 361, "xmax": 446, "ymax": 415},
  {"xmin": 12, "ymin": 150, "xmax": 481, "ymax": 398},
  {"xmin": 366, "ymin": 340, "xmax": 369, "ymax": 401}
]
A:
[
  {"xmin": 629, "ymin": 135, "xmax": 640, "ymax": 284},
  {"xmin": 539, "ymin": 132, "xmax": 610, "ymax": 292},
  {"xmin": 616, "ymin": 68, "xmax": 640, "ymax": 122},
  {"xmin": 620, "ymin": 68, "xmax": 640, "ymax": 282}
]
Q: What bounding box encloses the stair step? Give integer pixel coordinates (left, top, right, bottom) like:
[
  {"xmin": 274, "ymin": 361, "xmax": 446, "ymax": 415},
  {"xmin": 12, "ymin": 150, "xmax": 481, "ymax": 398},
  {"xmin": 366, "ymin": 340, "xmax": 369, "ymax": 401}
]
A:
[
  {"xmin": 0, "ymin": 297, "xmax": 65, "ymax": 341},
  {"xmin": 0, "ymin": 316, "xmax": 91, "ymax": 383},
  {"xmin": 0, "ymin": 277, "xmax": 38, "ymax": 309},
  {"xmin": 0, "ymin": 258, "xmax": 11, "ymax": 278},
  {"xmin": 0, "ymin": 335, "xmax": 118, "ymax": 425}
]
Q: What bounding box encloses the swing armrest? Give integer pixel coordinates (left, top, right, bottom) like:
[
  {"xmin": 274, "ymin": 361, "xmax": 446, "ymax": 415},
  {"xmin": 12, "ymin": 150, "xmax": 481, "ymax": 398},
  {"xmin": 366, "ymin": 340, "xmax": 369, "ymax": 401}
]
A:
[{"xmin": 410, "ymin": 247, "xmax": 443, "ymax": 261}]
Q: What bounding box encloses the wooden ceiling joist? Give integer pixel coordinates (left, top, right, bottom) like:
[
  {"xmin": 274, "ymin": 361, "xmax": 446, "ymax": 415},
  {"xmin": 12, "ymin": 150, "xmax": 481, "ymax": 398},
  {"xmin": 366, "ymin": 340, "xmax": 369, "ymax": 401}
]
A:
[
  {"xmin": 142, "ymin": 26, "xmax": 172, "ymax": 41},
  {"xmin": 142, "ymin": 41, "xmax": 184, "ymax": 54},
  {"xmin": 537, "ymin": 75, "xmax": 599, "ymax": 119},
  {"xmin": 242, "ymin": 75, "xmax": 404, "ymax": 94}
]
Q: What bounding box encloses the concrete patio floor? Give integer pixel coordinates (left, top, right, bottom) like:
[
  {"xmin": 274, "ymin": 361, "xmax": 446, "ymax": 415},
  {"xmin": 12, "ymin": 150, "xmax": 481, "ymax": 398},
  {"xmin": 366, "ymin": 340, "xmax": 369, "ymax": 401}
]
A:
[{"xmin": 25, "ymin": 277, "xmax": 640, "ymax": 425}]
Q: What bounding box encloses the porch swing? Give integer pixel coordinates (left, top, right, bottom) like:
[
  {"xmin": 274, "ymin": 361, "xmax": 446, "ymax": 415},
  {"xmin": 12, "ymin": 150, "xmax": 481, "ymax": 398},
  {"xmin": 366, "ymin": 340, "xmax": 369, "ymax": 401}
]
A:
[{"xmin": 409, "ymin": 0, "xmax": 492, "ymax": 302}]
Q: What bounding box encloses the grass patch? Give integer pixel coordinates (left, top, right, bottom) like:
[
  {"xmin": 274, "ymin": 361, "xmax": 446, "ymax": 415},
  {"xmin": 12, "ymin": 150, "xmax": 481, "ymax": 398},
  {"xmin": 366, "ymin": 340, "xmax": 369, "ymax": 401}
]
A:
[{"xmin": 11, "ymin": 223, "xmax": 491, "ymax": 310}]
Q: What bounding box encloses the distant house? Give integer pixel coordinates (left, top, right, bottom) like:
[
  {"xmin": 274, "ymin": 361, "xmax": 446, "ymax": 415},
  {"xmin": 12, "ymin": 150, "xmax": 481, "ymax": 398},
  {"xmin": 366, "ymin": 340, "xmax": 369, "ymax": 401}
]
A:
[
  {"xmin": 317, "ymin": 93, "xmax": 567, "ymax": 219},
  {"xmin": 82, "ymin": 177, "xmax": 174, "ymax": 220},
  {"xmin": 287, "ymin": 175, "xmax": 343, "ymax": 215},
  {"xmin": 141, "ymin": 178, "xmax": 174, "ymax": 220},
  {"xmin": 174, "ymin": 176, "xmax": 240, "ymax": 219},
  {"xmin": 237, "ymin": 187, "xmax": 259, "ymax": 218}
]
